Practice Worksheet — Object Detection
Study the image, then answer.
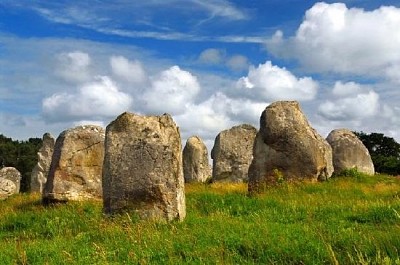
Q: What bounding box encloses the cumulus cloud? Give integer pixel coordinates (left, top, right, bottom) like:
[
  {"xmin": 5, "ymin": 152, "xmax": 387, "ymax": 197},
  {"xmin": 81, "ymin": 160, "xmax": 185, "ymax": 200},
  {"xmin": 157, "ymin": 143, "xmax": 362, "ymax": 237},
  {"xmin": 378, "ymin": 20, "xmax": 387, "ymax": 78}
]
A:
[
  {"xmin": 110, "ymin": 55, "xmax": 148, "ymax": 84},
  {"xmin": 318, "ymin": 81, "xmax": 379, "ymax": 121},
  {"xmin": 55, "ymin": 51, "xmax": 91, "ymax": 83},
  {"xmin": 141, "ymin": 66, "xmax": 200, "ymax": 115},
  {"xmin": 235, "ymin": 61, "xmax": 318, "ymax": 101},
  {"xmin": 42, "ymin": 76, "xmax": 132, "ymax": 122},
  {"xmin": 267, "ymin": 2, "xmax": 400, "ymax": 81}
]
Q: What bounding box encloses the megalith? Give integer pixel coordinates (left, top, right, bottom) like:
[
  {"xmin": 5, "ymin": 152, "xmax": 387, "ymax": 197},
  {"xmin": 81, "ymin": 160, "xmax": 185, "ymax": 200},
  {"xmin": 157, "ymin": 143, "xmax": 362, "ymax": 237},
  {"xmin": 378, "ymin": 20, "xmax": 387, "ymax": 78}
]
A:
[
  {"xmin": 30, "ymin": 133, "xmax": 55, "ymax": 193},
  {"xmin": 248, "ymin": 101, "xmax": 333, "ymax": 194},
  {"xmin": 211, "ymin": 124, "xmax": 257, "ymax": 182},
  {"xmin": 102, "ymin": 112, "xmax": 186, "ymax": 222},
  {"xmin": 0, "ymin": 167, "xmax": 21, "ymax": 193},
  {"xmin": 326, "ymin": 129, "xmax": 375, "ymax": 175},
  {"xmin": 43, "ymin": 125, "xmax": 105, "ymax": 203},
  {"xmin": 183, "ymin": 136, "xmax": 211, "ymax": 183},
  {"xmin": 0, "ymin": 178, "xmax": 17, "ymax": 200}
]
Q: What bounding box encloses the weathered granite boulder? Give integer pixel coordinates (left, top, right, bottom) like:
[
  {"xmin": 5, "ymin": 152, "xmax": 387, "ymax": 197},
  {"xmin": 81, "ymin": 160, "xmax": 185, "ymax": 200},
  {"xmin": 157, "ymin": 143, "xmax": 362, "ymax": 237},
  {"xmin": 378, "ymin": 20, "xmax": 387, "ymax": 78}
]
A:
[
  {"xmin": 211, "ymin": 124, "xmax": 257, "ymax": 182},
  {"xmin": 0, "ymin": 167, "xmax": 21, "ymax": 193},
  {"xmin": 248, "ymin": 101, "xmax": 333, "ymax": 193},
  {"xmin": 326, "ymin": 129, "xmax": 375, "ymax": 175},
  {"xmin": 0, "ymin": 178, "xmax": 17, "ymax": 200},
  {"xmin": 183, "ymin": 136, "xmax": 211, "ymax": 183},
  {"xmin": 43, "ymin": 125, "xmax": 105, "ymax": 203},
  {"xmin": 30, "ymin": 133, "xmax": 55, "ymax": 193},
  {"xmin": 102, "ymin": 112, "xmax": 186, "ymax": 222}
]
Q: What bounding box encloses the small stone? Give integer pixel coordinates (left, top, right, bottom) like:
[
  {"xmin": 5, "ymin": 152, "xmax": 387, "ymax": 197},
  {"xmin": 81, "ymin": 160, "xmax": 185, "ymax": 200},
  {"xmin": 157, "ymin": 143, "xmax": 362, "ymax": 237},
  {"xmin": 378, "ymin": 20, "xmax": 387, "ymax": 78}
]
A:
[
  {"xmin": 326, "ymin": 129, "xmax": 375, "ymax": 175},
  {"xmin": 30, "ymin": 133, "xmax": 55, "ymax": 193},
  {"xmin": 211, "ymin": 124, "xmax": 257, "ymax": 182},
  {"xmin": 0, "ymin": 167, "xmax": 21, "ymax": 193},
  {"xmin": 183, "ymin": 136, "xmax": 211, "ymax": 183}
]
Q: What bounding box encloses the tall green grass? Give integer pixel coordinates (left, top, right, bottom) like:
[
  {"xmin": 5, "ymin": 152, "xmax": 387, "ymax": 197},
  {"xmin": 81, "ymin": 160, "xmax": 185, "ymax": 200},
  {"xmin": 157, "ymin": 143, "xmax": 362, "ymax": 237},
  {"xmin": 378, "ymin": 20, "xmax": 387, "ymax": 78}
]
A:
[{"xmin": 1, "ymin": 174, "xmax": 400, "ymax": 264}]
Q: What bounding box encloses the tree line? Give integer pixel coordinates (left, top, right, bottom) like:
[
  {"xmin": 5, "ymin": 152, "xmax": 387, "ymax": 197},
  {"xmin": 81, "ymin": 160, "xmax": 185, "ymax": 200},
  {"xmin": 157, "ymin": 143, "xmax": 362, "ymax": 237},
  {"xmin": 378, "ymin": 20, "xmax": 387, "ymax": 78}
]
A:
[{"xmin": 0, "ymin": 134, "xmax": 42, "ymax": 192}]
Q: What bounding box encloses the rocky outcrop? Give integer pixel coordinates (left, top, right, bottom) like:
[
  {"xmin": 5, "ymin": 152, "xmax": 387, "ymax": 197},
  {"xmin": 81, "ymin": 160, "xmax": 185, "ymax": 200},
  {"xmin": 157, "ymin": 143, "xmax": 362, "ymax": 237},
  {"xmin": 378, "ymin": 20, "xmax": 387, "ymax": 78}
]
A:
[
  {"xmin": 211, "ymin": 124, "xmax": 257, "ymax": 182},
  {"xmin": 43, "ymin": 125, "xmax": 105, "ymax": 203},
  {"xmin": 102, "ymin": 112, "xmax": 186, "ymax": 222},
  {"xmin": 0, "ymin": 178, "xmax": 17, "ymax": 200},
  {"xmin": 0, "ymin": 167, "xmax": 21, "ymax": 193},
  {"xmin": 30, "ymin": 133, "xmax": 55, "ymax": 193},
  {"xmin": 183, "ymin": 136, "xmax": 211, "ymax": 183},
  {"xmin": 326, "ymin": 129, "xmax": 375, "ymax": 175},
  {"xmin": 248, "ymin": 101, "xmax": 333, "ymax": 194}
]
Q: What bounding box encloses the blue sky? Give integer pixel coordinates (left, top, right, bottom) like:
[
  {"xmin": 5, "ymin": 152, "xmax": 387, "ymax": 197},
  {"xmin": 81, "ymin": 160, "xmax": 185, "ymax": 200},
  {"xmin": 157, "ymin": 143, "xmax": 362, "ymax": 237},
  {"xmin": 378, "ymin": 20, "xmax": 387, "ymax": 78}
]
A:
[{"xmin": 1, "ymin": 0, "xmax": 400, "ymax": 149}]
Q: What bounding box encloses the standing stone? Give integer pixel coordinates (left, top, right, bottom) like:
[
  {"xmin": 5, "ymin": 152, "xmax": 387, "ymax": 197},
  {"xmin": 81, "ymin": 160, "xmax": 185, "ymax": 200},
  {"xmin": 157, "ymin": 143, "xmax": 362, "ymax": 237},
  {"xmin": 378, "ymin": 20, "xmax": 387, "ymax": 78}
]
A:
[
  {"xmin": 30, "ymin": 133, "xmax": 55, "ymax": 193},
  {"xmin": 183, "ymin": 136, "xmax": 211, "ymax": 183},
  {"xmin": 0, "ymin": 178, "xmax": 17, "ymax": 200},
  {"xmin": 43, "ymin": 125, "xmax": 105, "ymax": 203},
  {"xmin": 326, "ymin": 129, "xmax": 375, "ymax": 175},
  {"xmin": 211, "ymin": 124, "xmax": 257, "ymax": 182},
  {"xmin": 0, "ymin": 167, "xmax": 21, "ymax": 193},
  {"xmin": 102, "ymin": 112, "xmax": 186, "ymax": 222},
  {"xmin": 248, "ymin": 101, "xmax": 333, "ymax": 194}
]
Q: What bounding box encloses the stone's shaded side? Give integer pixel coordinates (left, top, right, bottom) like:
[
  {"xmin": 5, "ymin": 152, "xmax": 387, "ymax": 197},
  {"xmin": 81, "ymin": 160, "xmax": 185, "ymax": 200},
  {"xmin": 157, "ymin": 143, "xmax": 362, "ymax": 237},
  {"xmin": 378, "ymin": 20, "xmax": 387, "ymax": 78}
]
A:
[
  {"xmin": 43, "ymin": 125, "xmax": 105, "ymax": 203},
  {"xmin": 248, "ymin": 101, "xmax": 333, "ymax": 194},
  {"xmin": 0, "ymin": 167, "xmax": 21, "ymax": 193},
  {"xmin": 102, "ymin": 112, "xmax": 186, "ymax": 222},
  {"xmin": 211, "ymin": 124, "xmax": 257, "ymax": 183},
  {"xmin": 326, "ymin": 129, "xmax": 375, "ymax": 175},
  {"xmin": 183, "ymin": 136, "xmax": 211, "ymax": 183},
  {"xmin": 30, "ymin": 133, "xmax": 55, "ymax": 193},
  {"xmin": 0, "ymin": 178, "xmax": 17, "ymax": 200}
]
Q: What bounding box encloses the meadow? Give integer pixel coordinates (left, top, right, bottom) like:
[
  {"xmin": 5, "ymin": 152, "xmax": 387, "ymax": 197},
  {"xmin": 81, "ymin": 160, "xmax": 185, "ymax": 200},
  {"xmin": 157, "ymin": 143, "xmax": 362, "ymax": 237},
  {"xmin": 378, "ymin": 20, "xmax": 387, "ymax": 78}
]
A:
[{"xmin": 1, "ymin": 172, "xmax": 400, "ymax": 264}]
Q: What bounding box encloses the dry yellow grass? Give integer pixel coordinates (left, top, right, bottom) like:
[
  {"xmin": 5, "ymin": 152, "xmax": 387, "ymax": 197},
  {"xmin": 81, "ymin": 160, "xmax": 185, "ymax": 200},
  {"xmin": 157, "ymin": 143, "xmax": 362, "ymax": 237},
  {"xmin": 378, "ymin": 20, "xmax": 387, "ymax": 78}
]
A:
[{"xmin": 185, "ymin": 182, "xmax": 247, "ymax": 194}]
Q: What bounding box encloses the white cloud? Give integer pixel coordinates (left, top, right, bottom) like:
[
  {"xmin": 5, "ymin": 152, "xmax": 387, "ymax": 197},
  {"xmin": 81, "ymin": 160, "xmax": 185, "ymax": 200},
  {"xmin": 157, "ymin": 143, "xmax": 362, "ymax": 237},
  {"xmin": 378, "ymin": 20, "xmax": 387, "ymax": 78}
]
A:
[
  {"xmin": 226, "ymin": 55, "xmax": 248, "ymax": 71},
  {"xmin": 193, "ymin": 0, "xmax": 248, "ymax": 21},
  {"xmin": 42, "ymin": 76, "xmax": 132, "ymax": 122},
  {"xmin": 198, "ymin": 48, "xmax": 225, "ymax": 64},
  {"xmin": 142, "ymin": 66, "xmax": 200, "ymax": 115},
  {"xmin": 55, "ymin": 51, "xmax": 91, "ymax": 83},
  {"xmin": 267, "ymin": 2, "xmax": 400, "ymax": 81},
  {"xmin": 175, "ymin": 91, "xmax": 264, "ymax": 142},
  {"xmin": 198, "ymin": 49, "xmax": 249, "ymax": 71},
  {"xmin": 235, "ymin": 61, "xmax": 318, "ymax": 101},
  {"xmin": 110, "ymin": 55, "xmax": 148, "ymax": 84},
  {"xmin": 318, "ymin": 82, "xmax": 379, "ymax": 121},
  {"xmin": 332, "ymin": 81, "xmax": 363, "ymax": 96},
  {"xmin": 175, "ymin": 94, "xmax": 233, "ymax": 140}
]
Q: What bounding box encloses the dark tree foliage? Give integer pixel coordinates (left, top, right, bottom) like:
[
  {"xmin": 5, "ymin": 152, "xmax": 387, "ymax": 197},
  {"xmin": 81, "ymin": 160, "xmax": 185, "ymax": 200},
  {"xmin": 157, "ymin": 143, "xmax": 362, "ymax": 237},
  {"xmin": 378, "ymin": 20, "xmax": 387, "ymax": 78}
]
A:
[
  {"xmin": 0, "ymin": 134, "xmax": 42, "ymax": 192},
  {"xmin": 354, "ymin": 131, "xmax": 400, "ymax": 175}
]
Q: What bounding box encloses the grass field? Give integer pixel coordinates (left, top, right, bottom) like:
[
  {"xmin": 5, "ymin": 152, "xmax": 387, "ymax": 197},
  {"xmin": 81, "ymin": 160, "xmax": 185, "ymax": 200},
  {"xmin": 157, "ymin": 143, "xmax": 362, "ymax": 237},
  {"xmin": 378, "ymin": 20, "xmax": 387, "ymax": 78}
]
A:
[{"xmin": 1, "ymin": 173, "xmax": 400, "ymax": 264}]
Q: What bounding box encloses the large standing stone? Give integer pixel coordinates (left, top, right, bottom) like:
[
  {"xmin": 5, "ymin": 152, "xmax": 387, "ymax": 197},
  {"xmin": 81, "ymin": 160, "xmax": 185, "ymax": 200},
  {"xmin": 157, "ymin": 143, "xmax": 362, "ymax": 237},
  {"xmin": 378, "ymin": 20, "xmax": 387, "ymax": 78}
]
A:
[
  {"xmin": 43, "ymin": 125, "xmax": 105, "ymax": 203},
  {"xmin": 326, "ymin": 129, "xmax": 375, "ymax": 175},
  {"xmin": 0, "ymin": 178, "xmax": 17, "ymax": 200},
  {"xmin": 102, "ymin": 112, "xmax": 186, "ymax": 222},
  {"xmin": 248, "ymin": 101, "xmax": 333, "ymax": 194},
  {"xmin": 0, "ymin": 167, "xmax": 21, "ymax": 193},
  {"xmin": 183, "ymin": 136, "xmax": 211, "ymax": 183},
  {"xmin": 30, "ymin": 133, "xmax": 55, "ymax": 193},
  {"xmin": 211, "ymin": 124, "xmax": 257, "ymax": 182}
]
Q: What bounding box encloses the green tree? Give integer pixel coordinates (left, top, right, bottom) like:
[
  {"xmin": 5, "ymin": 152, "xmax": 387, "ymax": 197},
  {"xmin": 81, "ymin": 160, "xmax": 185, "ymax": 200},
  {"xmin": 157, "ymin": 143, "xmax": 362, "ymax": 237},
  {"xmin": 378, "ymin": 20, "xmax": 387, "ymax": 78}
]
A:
[
  {"xmin": 0, "ymin": 134, "xmax": 42, "ymax": 192},
  {"xmin": 354, "ymin": 132, "xmax": 400, "ymax": 175}
]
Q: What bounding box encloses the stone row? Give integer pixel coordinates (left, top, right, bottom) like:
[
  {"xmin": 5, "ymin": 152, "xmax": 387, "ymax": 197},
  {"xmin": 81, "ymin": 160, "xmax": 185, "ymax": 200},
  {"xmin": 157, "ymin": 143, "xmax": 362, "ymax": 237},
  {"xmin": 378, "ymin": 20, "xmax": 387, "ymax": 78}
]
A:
[{"xmin": 1, "ymin": 101, "xmax": 375, "ymax": 222}]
